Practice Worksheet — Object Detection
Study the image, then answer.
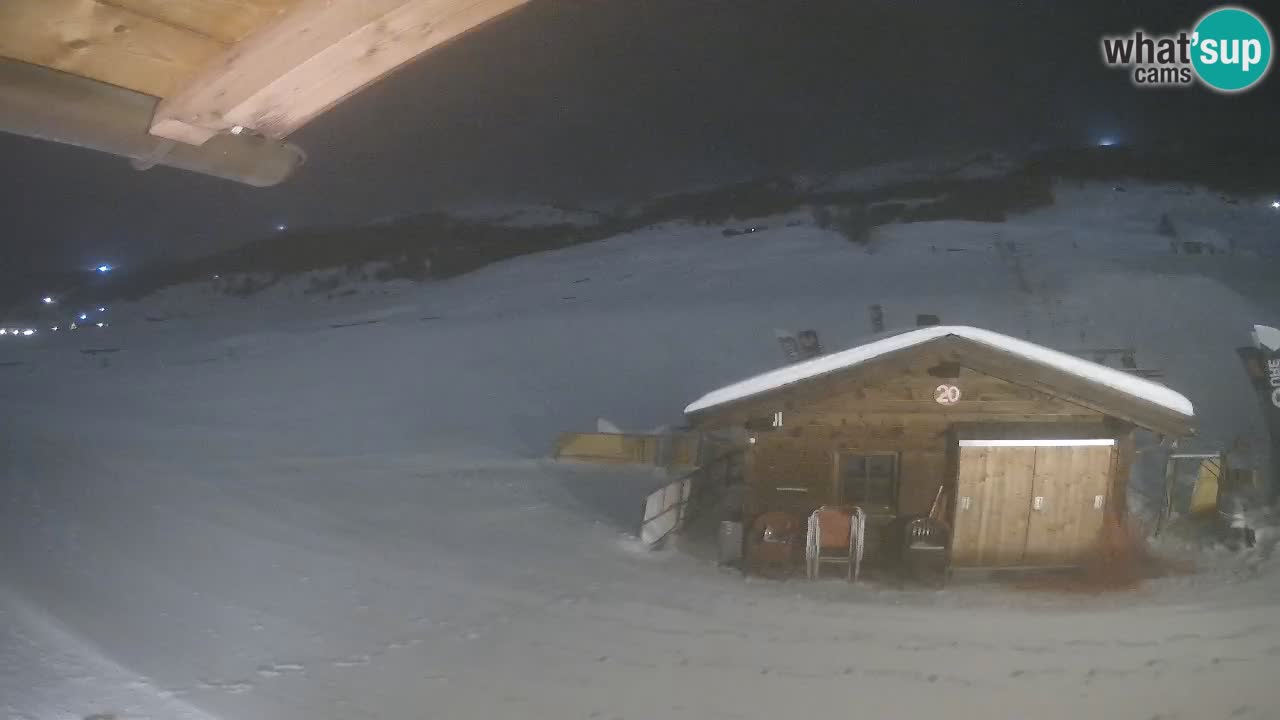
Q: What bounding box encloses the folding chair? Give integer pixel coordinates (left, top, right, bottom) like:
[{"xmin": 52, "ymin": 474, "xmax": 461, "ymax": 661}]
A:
[{"xmin": 805, "ymin": 505, "xmax": 867, "ymax": 581}]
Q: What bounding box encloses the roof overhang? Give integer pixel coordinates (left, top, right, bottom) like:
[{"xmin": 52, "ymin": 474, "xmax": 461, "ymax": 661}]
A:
[
  {"xmin": 0, "ymin": 0, "xmax": 529, "ymax": 185},
  {"xmin": 684, "ymin": 328, "xmax": 1196, "ymax": 439}
]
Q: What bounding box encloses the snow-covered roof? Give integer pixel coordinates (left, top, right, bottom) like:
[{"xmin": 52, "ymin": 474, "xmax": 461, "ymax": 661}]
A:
[
  {"xmin": 1254, "ymin": 324, "xmax": 1280, "ymax": 354},
  {"xmin": 684, "ymin": 325, "xmax": 1195, "ymax": 418}
]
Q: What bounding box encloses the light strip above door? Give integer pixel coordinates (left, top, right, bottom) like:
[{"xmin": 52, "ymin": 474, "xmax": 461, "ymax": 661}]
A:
[{"xmin": 958, "ymin": 439, "xmax": 1116, "ymax": 447}]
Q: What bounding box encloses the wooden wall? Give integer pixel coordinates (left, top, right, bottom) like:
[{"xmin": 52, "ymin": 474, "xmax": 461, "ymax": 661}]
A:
[
  {"xmin": 740, "ymin": 350, "xmax": 1111, "ymax": 520},
  {"xmin": 951, "ymin": 443, "xmax": 1115, "ymax": 567},
  {"xmin": 554, "ymin": 432, "xmax": 701, "ymax": 470}
]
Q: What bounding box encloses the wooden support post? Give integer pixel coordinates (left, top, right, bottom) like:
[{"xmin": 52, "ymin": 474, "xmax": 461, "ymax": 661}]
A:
[
  {"xmin": 1155, "ymin": 454, "xmax": 1176, "ymax": 537},
  {"xmin": 869, "ymin": 304, "xmax": 885, "ymax": 333}
]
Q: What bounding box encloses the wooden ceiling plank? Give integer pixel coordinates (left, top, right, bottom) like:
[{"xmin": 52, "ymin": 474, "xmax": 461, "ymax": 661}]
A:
[
  {"xmin": 149, "ymin": 0, "xmax": 530, "ymax": 145},
  {"xmin": 0, "ymin": 0, "xmax": 227, "ymax": 98},
  {"xmin": 97, "ymin": 0, "xmax": 299, "ymax": 45}
]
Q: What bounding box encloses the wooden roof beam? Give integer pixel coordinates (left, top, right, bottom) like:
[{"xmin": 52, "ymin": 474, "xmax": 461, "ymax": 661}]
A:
[
  {"xmin": 938, "ymin": 338, "xmax": 1195, "ymax": 439},
  {"xmin": 150, "ymin": 0, "xmax": 529, "ymax": 145},
  {"xmin": 0, "ymin": 0, "xmax": 229, "ymax": 99},
  {"xmin": 0, "ymin": 59, "xmax": 304, "ymax": 187}
]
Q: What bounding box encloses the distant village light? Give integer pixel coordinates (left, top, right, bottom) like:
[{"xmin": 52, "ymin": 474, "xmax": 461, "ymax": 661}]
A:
[
  {"xmin": 96, "ymin": 264, "xmax": 112, "ymax": 273},
  {"xmin": 1272, "ymin": 200, "xmax": 1280, "ymax": 209},
  {"xmin": 42, "ymin": 296, "xmax": 55, "ymax": 304}
]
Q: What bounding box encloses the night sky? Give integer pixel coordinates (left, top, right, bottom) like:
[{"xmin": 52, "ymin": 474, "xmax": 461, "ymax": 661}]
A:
[{"xmin": 2, "ymin": 0, "xmax": 1277, "ymax": 274}]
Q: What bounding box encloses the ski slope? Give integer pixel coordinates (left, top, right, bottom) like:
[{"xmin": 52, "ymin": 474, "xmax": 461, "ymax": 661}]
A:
[{"xmin": 2, "ymin": 181, "xmax": 1279, "ymax": 720}]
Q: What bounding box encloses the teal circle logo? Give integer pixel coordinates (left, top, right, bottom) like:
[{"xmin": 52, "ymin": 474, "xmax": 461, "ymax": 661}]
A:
[{"xmin": 1192, "ymin": 7, "xmax": 1273, "ymax": 92}]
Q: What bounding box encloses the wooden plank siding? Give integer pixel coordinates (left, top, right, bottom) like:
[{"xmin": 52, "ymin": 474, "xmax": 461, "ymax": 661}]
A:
[
  {"xmin": 692, "ymin": 346, "xmax": 1105, "ymax": 431},
  {"xmin": 554, "ymin": 432, "xmax": 660, "ymax": 466},
  {"xmin": 689, "ymin": 333, "xmax": 1192, "ymax": 570},
  {"xmin": 951, "ymin": 443, "xmax": 1114, "ymax": 567},
  {"xmin": 951, "ymin": 446, "xmax": 1038, "ymax": 567},
  {"xmin": 687, "ymin": 336, "xmax": 1191, "ymax": 438},
  {"xmin": 554, "ymin": 432, "xmax": 702, "ymax": 471},
  {"xmin": 739, "ymin": 353, "xmax": 1109, "ymax": 522},
  {"xmin": 950, "ymin": 446, "xmax": 989, "ymax": 566},
  {"xmin": 1023, "ymin": 445, "xmax": 1113, "ymax": 564},
  {"xmin": 746, "ymin": 441, "xmax": 833, "ymax": 517},
  {"xmin": 941, "ymin": 338, "xmax": 1191, "ymax": 437},
  {"xmin": 1110, "ymin": 430, "xmax": 1136, "ymax": 516}
]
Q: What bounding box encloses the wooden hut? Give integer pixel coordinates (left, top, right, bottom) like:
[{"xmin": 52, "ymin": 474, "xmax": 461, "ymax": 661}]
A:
[{"xmin": 684, "ymin": 326, "xmax": 1195, "ymax": 570}]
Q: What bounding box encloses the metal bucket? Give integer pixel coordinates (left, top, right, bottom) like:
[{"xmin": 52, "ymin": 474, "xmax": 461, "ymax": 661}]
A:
[{"xmin": 718, "ymin": 520, "xmax": 743, "ymax": 565}]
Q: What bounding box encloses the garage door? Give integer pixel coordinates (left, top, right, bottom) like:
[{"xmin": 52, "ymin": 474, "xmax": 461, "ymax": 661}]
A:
[{"xmin": 951, "ymin": 439, "xmax": 1114, "ymax": 568}]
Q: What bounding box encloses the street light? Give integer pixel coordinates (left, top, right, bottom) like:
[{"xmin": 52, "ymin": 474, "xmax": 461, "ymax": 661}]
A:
[
  {"xmin": 96, "ymin": 264, "xmax": 113, "ymax": 273},
  {"xmin": 42, "ymin": 296, "xmax": 55, "ymax": 304}
]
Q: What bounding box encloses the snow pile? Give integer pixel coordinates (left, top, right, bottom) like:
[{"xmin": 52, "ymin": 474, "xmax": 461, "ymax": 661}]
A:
[{"xmin": 685, "ymin": 325, "xmax": 1195, "ymax": 417}]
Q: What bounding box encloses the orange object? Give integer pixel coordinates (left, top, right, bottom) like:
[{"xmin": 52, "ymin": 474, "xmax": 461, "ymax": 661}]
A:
[
  {"xmin": 805, "ymin": 506, "xmax": 866, "ymax": 581},
  {"xmin": 747, "ymin": 511, "xmax": 803, "ymax": 578}
]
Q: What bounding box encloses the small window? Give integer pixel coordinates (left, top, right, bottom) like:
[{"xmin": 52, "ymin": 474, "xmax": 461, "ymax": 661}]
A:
[{"xmin": 836, "ymin": 452, "xmax": 898, "ymax": 510}]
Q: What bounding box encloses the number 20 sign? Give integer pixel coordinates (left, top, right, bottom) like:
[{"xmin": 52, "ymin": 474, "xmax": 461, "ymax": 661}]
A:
[{"xmin": 934, "ymin": 384, "xmax": 962, "ymax": 405}]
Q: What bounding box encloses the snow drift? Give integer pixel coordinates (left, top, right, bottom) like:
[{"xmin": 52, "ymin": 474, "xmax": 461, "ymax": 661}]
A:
[{"xmin": 1, "ymin": 179, "xmax": 1278, "ymax": 720}]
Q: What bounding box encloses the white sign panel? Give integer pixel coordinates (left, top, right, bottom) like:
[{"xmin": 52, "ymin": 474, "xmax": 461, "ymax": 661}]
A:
[{"xmin": 934, "ymin": 384, "xmax": 962, "ymax": 405}]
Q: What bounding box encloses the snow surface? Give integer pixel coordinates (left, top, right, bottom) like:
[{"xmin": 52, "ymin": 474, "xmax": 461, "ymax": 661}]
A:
[
  {"xmin": 2, "ymin": 180, "xmax": 1279, "ymax": 720},
  {"xmin": 1253, "ymin": 324, "xmax": 1280, "ymax": 353},
  {"xmin": 446, "ymin": 201, "xmax": 606, "ymax": 228},
  {"xmin": 685, "ymin": 324, "xmax": 1195, "ymax": 417},
  {"xmin": 800, "ymin": 151, "xmax": 1019, "ymax": 194}
]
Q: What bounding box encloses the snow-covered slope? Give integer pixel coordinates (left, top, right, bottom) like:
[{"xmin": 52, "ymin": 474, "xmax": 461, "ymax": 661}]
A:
[
  {"xmin": 1, "ymin": 181, "xmax": 1278, "ymax": 720},
  {"xmin": 445, "ymin": 201, "xmax": 607, "ymax": 228},
  {"xmin": 799, "ymin": 151, "xmax": 1020, "ymax": 193}
]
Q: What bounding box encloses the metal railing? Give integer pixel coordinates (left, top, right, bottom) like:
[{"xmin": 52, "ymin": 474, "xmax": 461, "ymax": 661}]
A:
[{"xmin": 639, "ymin": 449, "xmax": 742, "ymax": 547}]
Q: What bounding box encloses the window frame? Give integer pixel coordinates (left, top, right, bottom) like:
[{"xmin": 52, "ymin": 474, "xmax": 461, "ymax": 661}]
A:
[{"xmin": 832, "ymin": 450, "xmax": 899, "ymax": 510}]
